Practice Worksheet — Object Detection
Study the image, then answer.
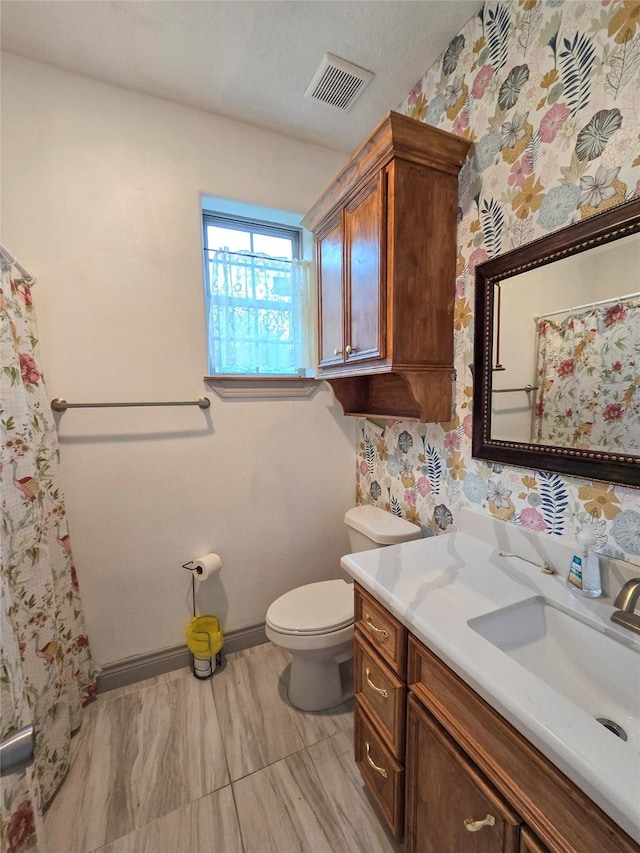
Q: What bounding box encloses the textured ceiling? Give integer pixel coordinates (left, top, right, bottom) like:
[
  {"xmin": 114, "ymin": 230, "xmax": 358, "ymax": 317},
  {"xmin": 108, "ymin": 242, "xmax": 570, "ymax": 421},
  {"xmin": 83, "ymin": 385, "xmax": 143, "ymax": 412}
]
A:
[{"xmin": 1, "ymin": 0, "xmax": 479, "ymax": 152}]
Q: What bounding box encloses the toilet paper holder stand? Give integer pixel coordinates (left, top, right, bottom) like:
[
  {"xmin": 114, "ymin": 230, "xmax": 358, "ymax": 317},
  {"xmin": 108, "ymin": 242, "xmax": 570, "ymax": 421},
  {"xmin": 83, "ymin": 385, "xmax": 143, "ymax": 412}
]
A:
[
  {"xmin": 182, "ymin": 560, "xmax": 204, "ymax": 575},
  {"xmin": 183, "ymin": 560, "xmax": 223, "ymax": 679}
]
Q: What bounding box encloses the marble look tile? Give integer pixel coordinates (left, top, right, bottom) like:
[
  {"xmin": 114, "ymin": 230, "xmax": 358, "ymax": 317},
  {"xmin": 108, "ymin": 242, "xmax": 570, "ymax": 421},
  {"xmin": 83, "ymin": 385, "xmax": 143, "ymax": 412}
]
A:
[
  {"xmin": 234, "ymin": 731, "xmax": 400, "ymax": 853},
  {"xmin": 212, "ymin": 650, "xmax": 305, "ymax": 780},
  {"xmin": 233, "ymin": 748, "xmax": 336, "ymax": 853},
  {"xmin": 96, "ymin": 787, "xmax": 242, "ymax": 853},
  {"xmin": 44, "ymin": 675, "xmax": 229, "ymax": 851},
  {"xmin": 132, "ymin": 675, "xmax": 229, "ymax": 828}
]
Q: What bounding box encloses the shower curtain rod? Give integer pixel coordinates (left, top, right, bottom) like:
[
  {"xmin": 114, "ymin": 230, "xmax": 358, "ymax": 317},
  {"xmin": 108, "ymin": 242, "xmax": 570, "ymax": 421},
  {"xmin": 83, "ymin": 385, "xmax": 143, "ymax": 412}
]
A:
[
  {"xmin": 51, "ymin": 397, "xmax": 211, "ymax": 412},
  {"xmin": 0, "ymin": 244, "xmax": 35, "ymax": 283},
  {"xmin": 535, "ymin": 291, "xmax": 640, "ymax": 321}
]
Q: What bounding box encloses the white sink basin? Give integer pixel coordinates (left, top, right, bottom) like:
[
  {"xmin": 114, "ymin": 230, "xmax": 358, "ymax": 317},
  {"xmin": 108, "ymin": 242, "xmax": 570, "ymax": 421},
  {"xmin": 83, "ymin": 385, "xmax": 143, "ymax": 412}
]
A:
[{"xmin": 468, "ymin": 596, "xmax": 640, "ymax": 751}]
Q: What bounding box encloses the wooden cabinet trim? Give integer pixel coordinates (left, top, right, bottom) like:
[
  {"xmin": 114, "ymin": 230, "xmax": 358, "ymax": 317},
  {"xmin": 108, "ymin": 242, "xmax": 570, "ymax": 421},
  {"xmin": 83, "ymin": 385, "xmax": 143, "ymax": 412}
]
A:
[
  {"xmin": 408, "ymin": 636, "xmax": 640, "ymax": 853},
  {"xmin": 520, "ymin": 826, "xmax": 551, "ymax": 853},
  {"xmin": 302, "ymin": 111, "xmax": 471, "ymax": 232}
]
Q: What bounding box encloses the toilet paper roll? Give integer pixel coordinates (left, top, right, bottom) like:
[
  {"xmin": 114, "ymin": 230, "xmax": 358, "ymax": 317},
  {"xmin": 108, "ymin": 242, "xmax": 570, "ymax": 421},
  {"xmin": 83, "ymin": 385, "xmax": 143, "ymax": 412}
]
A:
[{"xmin": 192, "ymin": 553, "xmax": 222, "ymax": 581}]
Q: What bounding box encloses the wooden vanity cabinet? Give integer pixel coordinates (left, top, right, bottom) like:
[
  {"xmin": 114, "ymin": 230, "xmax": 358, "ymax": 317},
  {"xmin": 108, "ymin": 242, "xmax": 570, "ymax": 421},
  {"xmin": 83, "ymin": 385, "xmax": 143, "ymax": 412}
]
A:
[
  {"xmin": 353, "ymin": 583, "xmax": 407, "ymax": 840},
  {"xmin": 407, "ymin": 636, "xmax": 640, "ymax": 853},
  {"xmin": 303, "ymin": 112, "xmax": 471, "ymax": 422},
  {"xmin": 351, "ymin": 585, "xmax": 640, "ymax": 853}
]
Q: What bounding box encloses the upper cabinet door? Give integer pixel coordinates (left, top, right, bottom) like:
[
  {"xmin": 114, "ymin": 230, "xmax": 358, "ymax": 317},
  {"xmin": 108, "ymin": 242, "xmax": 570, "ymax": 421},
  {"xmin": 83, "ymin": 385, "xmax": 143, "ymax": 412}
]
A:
[
  {"xmin": 316, "ymin": 213, "xmax": 344, "ymax": 369},
  {"xmin": 344, "ymin": 172, "xmax": 385, "ymax": 364}
]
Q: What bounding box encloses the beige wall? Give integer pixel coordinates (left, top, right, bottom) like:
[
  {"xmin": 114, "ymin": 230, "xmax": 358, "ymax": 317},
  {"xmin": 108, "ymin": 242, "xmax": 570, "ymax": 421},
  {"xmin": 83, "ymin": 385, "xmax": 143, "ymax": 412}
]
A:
[{"xmin": 1, "ymin": 52, "xmax": 355, "ymax": 666}]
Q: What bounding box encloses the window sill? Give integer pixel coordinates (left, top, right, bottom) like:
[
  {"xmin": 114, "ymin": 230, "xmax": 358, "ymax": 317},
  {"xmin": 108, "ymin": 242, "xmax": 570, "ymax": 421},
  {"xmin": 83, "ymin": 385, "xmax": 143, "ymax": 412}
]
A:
[{"xmin": 204, "ymin": 375, "xmax": 321, "ymax": 399}]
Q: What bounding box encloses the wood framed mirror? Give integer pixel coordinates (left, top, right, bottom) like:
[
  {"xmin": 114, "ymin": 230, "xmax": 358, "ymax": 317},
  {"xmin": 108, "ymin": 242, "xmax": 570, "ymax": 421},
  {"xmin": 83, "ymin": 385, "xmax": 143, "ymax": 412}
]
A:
[{"xmin": 473, "ymin": 197, "xmax": 640, "ymax": 488}]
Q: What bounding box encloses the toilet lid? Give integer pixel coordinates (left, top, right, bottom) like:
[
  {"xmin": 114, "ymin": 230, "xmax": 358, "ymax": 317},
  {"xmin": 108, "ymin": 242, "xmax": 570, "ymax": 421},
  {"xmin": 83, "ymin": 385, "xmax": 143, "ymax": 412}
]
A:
[{"xmin": 266, "ymin": 580, "xmax": 354, "ymax": 635}]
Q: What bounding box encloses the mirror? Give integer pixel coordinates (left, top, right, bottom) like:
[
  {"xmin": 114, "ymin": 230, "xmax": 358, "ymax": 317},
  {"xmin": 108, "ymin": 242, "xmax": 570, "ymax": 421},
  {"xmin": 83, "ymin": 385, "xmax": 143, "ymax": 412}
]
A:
[{"xmin": 473, "ymin": 197, "xmax": 640, "ymax": 487}]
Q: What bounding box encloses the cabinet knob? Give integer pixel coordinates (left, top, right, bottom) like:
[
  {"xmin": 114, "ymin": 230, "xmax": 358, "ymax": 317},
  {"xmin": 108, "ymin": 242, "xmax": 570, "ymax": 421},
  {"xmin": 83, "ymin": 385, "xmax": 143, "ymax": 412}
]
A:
[
  {"xmin": 345, "ymin": 344, "xmax": 357, "ymax": 355},
  {"xmin": 365, "ymin": 667, "xmax": 389, "ymax": 698},
  {"xmin": 333, "ymin": 348, "xmax": 342, "ymax": 356},
  {"xmin": 365, "ymin": 742, "xmax": 388, "ymax": 778},
  {"xmin": 464, "ymin": 815, "xmax": 496, "ymax": 832}
]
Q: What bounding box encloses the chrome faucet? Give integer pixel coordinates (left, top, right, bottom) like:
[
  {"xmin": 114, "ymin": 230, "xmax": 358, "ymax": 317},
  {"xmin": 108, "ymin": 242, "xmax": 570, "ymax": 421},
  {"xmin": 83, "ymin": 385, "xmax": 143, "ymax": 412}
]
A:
[{"xmin": 611, "ymin": 579, "xmax": 640, "ymax": 636}]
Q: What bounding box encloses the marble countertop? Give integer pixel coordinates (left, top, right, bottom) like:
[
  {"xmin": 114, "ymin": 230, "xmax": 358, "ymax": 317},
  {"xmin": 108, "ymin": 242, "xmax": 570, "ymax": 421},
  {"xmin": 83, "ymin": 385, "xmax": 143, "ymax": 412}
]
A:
[{"xmin": 340, "ymin": 509, "xmax": 640, "ymax": 843}]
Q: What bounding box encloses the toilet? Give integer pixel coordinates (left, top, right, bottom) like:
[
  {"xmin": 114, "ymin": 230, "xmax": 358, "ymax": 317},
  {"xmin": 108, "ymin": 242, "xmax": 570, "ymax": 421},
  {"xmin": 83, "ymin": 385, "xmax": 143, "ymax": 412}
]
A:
[{"xmin": 265, "ymin": 505, "xmax": 422, "ymax": 712}]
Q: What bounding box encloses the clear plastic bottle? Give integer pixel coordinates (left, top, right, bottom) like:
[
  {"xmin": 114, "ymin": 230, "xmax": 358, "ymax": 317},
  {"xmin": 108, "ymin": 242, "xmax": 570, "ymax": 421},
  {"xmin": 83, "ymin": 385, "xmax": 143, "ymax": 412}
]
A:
[{"xmin": 566, "ymin": 528, "xmax": 601, "ymax": 598}]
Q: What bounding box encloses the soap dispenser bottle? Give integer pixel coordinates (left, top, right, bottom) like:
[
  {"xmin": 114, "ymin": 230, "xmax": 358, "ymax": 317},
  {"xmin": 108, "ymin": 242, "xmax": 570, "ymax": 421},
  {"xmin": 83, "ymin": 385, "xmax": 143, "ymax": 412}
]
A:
[{"xmin": 566, "ymin": 527, "xmax": 601, "ymax": 598}]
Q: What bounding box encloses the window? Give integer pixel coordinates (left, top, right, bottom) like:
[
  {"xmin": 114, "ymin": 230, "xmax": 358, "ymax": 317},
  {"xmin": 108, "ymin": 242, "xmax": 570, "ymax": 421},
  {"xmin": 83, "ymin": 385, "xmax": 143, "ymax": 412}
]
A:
[{"xmin": 202, "ymin": 212, "xmax": 311, "ymax": 377}]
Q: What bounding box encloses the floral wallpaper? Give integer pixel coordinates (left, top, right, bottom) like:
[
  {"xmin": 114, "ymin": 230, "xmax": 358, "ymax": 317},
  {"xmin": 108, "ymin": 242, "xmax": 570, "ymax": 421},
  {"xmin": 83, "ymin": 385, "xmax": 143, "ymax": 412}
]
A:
[{"xmin": 356, "ymin": 0, "xmax": 640, "ymax": 561}]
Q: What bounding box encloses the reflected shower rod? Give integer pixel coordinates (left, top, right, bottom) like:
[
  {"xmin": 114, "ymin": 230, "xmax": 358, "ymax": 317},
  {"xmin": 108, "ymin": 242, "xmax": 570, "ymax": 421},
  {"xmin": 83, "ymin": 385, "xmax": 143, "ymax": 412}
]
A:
[{"xmin": 50, "ymin": 397, "xmax": 210, "ymax": 412}]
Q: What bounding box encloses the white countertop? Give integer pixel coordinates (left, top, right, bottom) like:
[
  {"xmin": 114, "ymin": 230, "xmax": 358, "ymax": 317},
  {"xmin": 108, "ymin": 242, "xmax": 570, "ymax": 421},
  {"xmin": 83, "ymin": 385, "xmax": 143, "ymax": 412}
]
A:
[{"xmin": 340, "ymin": 509, "xmax": 640, "ymax": 843}]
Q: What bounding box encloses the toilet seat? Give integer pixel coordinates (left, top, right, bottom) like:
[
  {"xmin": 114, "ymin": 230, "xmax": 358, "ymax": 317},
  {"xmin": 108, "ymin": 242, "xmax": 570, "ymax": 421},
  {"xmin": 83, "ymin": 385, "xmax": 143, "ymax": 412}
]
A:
[{"xmin": 266, "ymin": 579, "xmax": 354, "ymax": 635}]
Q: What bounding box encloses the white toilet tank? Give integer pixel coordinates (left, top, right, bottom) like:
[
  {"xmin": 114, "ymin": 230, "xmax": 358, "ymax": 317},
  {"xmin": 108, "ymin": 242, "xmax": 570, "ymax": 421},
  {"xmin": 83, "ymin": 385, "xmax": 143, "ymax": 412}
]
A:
[{"xmin": 344, "ymin": 505, "xmax": 422, "ymax": 552}]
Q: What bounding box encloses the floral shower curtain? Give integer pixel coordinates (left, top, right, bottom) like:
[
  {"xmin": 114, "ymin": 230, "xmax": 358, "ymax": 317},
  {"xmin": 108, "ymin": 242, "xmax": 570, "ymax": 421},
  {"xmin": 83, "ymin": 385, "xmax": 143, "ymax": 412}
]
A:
[
  {"xmin": 1, "ymin": 263, "xmax": 96, "ymax": 852},
  {"xmin": 534, "ymin": 297, "xmax": 640, "ymax": 451}
]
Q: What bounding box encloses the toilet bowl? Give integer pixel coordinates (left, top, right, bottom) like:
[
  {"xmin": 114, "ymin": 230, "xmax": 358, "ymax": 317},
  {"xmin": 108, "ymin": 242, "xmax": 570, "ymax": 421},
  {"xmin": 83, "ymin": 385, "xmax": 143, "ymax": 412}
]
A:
[
  {"xmin": 265, "ymin": 505, "xmax": 422, "ymax": 712},
  {"xmin": 266, "ymin": 579, "xmax": 354, "ymax": 712}
]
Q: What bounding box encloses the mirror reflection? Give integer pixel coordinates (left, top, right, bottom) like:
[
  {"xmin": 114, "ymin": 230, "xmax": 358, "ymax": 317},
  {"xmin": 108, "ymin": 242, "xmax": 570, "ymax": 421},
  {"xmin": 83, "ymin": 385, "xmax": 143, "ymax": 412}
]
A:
[{"xmin": 490, "ymin": 232, "xmax": 640, "ymax": 456}]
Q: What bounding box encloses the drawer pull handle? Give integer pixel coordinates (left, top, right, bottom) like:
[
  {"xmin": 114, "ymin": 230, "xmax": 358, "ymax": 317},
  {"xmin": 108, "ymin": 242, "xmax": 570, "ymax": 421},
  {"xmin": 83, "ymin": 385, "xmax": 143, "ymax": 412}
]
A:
[
  {"xmin": 365, "ymin": 742, "xmax": 388, "ymax": 778},
  {"xmin": 345, "ymin": 344, "xmax": 357, "ymax": 355},
  {"xmin": 364, "ymin": 615, "xmax": 389, "ymax": 639},
  {"xmin": 333, "ymin": 348, "xmax": 342, "ymax": 356},
  {"xmin": 464, "ymin": 815, "xmax": 496, "ymax": 832},
  {"xmin": 365, "ymin": 668, "xmax": 388, "ymax": 698}
]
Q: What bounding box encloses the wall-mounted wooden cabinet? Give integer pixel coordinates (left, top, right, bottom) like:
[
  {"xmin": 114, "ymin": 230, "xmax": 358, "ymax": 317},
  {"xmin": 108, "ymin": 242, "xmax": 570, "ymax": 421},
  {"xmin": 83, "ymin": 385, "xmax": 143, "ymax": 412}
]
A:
[{"xmin": 303, "ymin": 112, "xmax": 471, "ymax": 422}]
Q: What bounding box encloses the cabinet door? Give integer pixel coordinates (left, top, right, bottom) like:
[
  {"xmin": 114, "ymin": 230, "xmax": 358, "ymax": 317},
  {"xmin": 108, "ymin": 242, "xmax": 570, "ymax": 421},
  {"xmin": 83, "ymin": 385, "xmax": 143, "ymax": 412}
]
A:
[
  {"xmin": 317, "ymin": 213, "xmax": 345, "ymax": 368},
  {"xmin": 344, "ymin": 172, "xmax": 385, "ymax": 364},
  {"xmin": 405, "ymin": 695, "xmax": 520, "ymax": 853}
]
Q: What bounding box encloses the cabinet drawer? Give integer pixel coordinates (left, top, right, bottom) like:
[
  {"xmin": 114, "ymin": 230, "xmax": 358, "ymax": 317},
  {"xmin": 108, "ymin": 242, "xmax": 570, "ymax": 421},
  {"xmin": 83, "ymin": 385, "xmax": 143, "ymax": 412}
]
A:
[
  {"xmin": 354, "ymin": 704, "xmax": 404, "ymax": 841},
  {"xmin": 354, "ymin": 584, "xmax": 407, "ymax": 677},
  {"xmin": 354, "ymin": 631, "xmax": 405, "ymax": 758}
]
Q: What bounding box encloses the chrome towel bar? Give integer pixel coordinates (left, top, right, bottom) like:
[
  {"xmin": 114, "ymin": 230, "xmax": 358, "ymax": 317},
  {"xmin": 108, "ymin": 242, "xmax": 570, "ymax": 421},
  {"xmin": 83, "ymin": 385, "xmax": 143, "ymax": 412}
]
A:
[
  {"xmin": 51, "ymin": 397, "xmax": 210, "ymax": 411},
  {"xmin": 0, "ymin": 724, "xmax": 34, "ymax": 777}
]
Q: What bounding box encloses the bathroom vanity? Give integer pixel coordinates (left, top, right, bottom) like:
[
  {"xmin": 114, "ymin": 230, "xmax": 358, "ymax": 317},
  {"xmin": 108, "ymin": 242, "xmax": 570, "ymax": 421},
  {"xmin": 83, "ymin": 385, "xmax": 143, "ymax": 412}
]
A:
[{"xmin": 343, "ymin": 512, "xmax": 640, "ymax": 852}]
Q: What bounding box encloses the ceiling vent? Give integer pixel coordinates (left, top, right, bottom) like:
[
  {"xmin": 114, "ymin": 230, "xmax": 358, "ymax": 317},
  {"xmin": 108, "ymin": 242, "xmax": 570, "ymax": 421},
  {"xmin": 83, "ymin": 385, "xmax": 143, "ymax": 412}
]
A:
[{"xmin": 304, "ymin": 53, "xmax": 374, "ymax": 112}]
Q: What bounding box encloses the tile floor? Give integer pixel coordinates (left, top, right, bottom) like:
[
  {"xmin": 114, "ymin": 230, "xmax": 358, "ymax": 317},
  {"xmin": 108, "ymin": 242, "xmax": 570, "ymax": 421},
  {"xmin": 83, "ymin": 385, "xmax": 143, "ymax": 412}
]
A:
[{"xmin": 44, "ymin": 642, "xmax": 402, "ymax": 853}]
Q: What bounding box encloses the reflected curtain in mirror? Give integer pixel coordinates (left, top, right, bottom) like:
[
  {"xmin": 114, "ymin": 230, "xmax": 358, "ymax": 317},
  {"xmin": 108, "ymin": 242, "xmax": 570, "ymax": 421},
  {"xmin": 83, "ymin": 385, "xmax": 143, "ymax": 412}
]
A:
[{"xmin": 533, "ymin": 296, "xmax": 640, "ymax": 451}]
